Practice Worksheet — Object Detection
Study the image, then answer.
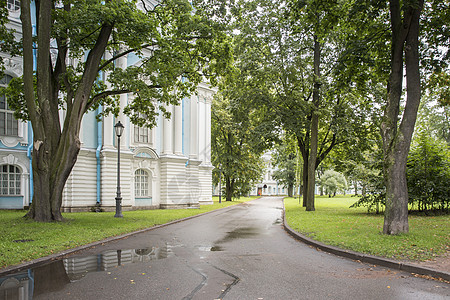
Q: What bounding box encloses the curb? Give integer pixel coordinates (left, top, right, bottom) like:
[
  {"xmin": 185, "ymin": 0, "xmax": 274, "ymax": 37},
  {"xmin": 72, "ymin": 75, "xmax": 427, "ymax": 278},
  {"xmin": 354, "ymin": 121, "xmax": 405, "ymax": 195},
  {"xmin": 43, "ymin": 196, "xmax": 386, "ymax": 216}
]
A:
[
  {"xmin": 0, "ymin": 200, "xmax": 252, "ymax": 277},
  {"xmin": 283, "ymin": 211, "xmax": 450, "ymax": 282}
]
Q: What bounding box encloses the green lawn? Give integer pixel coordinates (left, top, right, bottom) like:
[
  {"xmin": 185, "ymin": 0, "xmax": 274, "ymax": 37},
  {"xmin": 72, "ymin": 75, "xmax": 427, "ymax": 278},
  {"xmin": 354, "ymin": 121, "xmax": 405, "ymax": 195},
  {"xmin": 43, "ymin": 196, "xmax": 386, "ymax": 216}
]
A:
[
  {"xmin": 284, "ymin": 195, "xmax": 449, "ymax": 262},
  {"xmin": 0, "ymin": 196, "xmax": 256, "ymax": 269}
]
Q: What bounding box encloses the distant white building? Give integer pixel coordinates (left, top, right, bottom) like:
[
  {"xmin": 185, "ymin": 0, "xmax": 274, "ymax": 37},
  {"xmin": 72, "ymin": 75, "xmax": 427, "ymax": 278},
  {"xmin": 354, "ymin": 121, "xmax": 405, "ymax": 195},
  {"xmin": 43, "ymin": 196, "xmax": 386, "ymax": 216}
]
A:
[
  {"xmin": 0, "ymin": 1, "xmax": 214, "ymax": 211},
  {"xmin": 250, "ymin": 152, "xmax": 288, "ymax": 196}
]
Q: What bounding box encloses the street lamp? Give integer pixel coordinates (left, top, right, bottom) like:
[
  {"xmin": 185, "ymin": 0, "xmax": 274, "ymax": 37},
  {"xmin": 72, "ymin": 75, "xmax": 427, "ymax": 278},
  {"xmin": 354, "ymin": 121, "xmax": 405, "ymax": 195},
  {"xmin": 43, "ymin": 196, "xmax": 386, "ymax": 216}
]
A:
[
  {"xmin": 218, "ymin": 164, "xmax": 222, "ymax": 204},
  {"xmin": 114, "ymin": 121, "xmax": 124, "ymax": 218}
]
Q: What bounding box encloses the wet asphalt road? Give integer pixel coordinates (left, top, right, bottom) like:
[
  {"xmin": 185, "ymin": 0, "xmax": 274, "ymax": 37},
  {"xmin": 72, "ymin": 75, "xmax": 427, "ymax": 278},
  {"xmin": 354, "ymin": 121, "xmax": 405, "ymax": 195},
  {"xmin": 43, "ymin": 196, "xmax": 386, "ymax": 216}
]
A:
[{"xmin": 5, "ymin": 197, "xmax": 449, "ymax": 299}]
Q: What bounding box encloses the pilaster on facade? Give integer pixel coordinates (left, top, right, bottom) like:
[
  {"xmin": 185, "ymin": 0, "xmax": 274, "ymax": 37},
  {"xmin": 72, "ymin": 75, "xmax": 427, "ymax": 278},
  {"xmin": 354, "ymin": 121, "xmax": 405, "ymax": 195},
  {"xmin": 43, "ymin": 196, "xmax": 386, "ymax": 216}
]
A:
[
  {"xmin": 99, "ymin": 148, "xmax": 134, "ymax": 212},
  {"xmin": 185, "ymin": 159, "xmax": 202, "ymax": 206},
  {"xmin": 62, "ymin": 148, "xmax": 98, "ymax": 212},
  {"xmin": 198, "ymin": 163, "xmax": 214, "ymax": 205},
  {"xmin": 159, "ymin": 154, "xmax": 191, "ymax": 208},
  {"xmin": 189, "ymin": 94, "xmax": 199, "ymax": 160}
]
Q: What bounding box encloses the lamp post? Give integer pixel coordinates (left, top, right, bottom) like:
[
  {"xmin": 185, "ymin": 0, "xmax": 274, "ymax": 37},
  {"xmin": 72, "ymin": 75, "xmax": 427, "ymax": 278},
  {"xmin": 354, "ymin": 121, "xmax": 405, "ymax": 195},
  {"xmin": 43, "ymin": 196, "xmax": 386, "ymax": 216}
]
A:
[
  {"xmin": 218, "ymin": 164, "xmax": 222, "ymax": 204},
  {"xmin": 114, "ymin": 121, "xmax": 124, "ymax": 218}
]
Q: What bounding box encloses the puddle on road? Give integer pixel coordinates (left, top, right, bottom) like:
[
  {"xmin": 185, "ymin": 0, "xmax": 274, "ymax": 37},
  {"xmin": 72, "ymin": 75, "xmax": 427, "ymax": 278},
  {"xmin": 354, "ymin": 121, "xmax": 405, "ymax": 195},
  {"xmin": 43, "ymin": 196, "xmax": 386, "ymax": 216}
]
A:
[
  {"xmin": 0, "ymin": 245, "xmax": 171, "ymax": 299},
  {"xmin": 215, "ymin": 227, "xmax": 261, "ymax": 244},
  {"xmin": 197, "ymin": 245, "xmax": 223, "ymax": 252}
]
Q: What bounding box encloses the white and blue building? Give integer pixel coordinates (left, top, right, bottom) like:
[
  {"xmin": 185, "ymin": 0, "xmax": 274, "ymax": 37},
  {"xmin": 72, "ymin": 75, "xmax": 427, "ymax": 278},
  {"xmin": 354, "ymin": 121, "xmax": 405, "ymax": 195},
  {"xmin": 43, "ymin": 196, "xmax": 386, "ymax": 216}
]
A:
[
  {"xmin": 250, "ymin": 152, "xmax": 288, "ymax": 197},
  {"xmin": 0, "ymin": 0, "xmax": 214, "ymax": 212}
]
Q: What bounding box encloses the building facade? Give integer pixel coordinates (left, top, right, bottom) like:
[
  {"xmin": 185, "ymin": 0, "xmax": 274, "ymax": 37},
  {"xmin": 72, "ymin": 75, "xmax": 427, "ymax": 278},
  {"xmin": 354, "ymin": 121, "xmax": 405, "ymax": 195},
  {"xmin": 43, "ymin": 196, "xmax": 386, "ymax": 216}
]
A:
[
  {"xmin": 250, "ymin": 152, "xmax": 288, "ymax": 197},
  {"xmin": 0, "ymin": 1, "xmax": 214, "ymax": 211}
]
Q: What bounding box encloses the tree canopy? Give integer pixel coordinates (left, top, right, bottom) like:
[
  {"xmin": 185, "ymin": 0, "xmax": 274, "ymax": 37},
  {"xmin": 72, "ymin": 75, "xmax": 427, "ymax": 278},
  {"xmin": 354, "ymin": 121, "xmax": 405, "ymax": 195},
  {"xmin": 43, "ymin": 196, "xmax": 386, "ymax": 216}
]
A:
[{"xmin": 1, "ymin": 0, "xmax": 232, "ymax": 221}]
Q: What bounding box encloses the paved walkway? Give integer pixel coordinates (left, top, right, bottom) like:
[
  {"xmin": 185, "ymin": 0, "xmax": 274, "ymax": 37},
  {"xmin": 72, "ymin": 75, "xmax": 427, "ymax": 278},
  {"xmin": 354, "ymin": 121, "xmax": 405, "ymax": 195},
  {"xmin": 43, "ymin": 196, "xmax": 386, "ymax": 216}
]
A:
[{"xmin": 1, "ymin": 197, "xmax": 449, "ymax": 299}]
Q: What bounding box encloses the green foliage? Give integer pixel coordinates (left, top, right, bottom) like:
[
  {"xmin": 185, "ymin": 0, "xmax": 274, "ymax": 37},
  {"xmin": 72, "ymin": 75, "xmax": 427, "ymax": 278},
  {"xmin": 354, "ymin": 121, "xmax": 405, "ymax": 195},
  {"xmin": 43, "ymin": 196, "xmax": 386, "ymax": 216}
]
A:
[
  {"xmin": 350, "ymin": 192, "xmax": 386, "ymax": 214},
  {"xmin": 0, "ymin": 1, "xmax": 22, "ymax": 70},
  {"xmin": 317, "ymin": 170, "xmax": 347, "ymax": 197},
  {"xmin": 419, "ymin": 80, "xmax": 450, "ymax": 145},
  {"xmin": 407, "ymin": 132, "xmax": 450, "ymax": 212},
  {"xmin": 211, "ymin": 91, "xmax": 270, "ymax": 200},
  {"xmin": 285, "ymin": 196, "xmax": 449, "ymax": 261},
  {"xmin": 426, "ymin": 72, "xmax": 450, "ymax": 106},
  {"xmin": 348, "ymin": 149, "xmax": 385, "ymax": 213},
  {"xmin": 3, "ymin": 0, "xmax": 233, "ymax": 128},
  {"xmin": 271, "ymin": 136, "xmax": 299, "ymax": 196}
]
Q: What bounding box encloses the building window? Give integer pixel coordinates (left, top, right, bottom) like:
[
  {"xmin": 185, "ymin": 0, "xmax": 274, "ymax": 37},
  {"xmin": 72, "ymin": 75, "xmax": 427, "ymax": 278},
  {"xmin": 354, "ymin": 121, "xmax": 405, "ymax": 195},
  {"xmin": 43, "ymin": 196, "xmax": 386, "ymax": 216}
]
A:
[
  {"xmin": 135, "ymin": 169, "xmax": 149, "ymax": 197},
  {"xmin": 7, "ymin": 0, "xmax": 20, "ymax": 11},
  {"xmin": 134, "ymin": 121, "xmax": 151, "ymax": 144},
  {"xmin": 0, "ymin": 165, "xmax": 21, "ymax": 195},
  {"xmin": 0, "ymin": 75, "xmax": 19, "ymax": 137}
]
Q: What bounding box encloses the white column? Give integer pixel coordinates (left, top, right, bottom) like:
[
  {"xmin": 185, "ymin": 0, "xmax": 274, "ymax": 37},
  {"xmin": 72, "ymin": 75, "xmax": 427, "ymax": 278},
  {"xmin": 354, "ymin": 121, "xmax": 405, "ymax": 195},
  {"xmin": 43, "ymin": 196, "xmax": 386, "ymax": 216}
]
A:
[
  {"xmin": 189, "ymin": 95, "xmax": 198, "ymax": 159},
  {"xmin": 198, "ymin": 98, "xmax": 206, "ymax": 163},
  {"xmin": 103, "ymin": 115, "xmax": 115, "ymax": 148},
  {"xmin": 118, "ymin": 93, "xmax": 127, "ymax": 149},
  {"xmin": 103, "ymin": 51, "xmax": 114, "ymax": 148},
  {"xmin": 162, "ymin": 104, "xmax": 173, "ymax": 155},
  {"xmin": 205, "ymin": 99, "xmax": 211, "ymax": 164},
  {"xmin": 174, "ymin": 103, "xmax": 183, "ymax": 155}
]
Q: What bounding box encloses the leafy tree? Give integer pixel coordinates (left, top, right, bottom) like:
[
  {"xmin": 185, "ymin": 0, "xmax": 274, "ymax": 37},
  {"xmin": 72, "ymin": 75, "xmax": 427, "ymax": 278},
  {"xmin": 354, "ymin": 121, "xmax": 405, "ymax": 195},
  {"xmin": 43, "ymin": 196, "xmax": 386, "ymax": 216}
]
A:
[
  {"xmin": 407, "ymin": 131, "xmax": 450, "ymax": 212},
  {"xmin": 335, "ymin": 0, "xmax": 448, "ymax": 234},
  {"xmin": 229, "ymin": 0, "xmax": 370, "ymax": 212},
  {"xmin": 211, "ymin": 88, "xmax": 270, "ymax": 201},
  {"xmin": 419, "ymin": 79, "xmax": 450, "ymax": 145},
  {"xmin": 378, "ymin": 0, "xmax": 424, "ymax": 234},
  {"xmin": 1, "ymin": 0, "xmax": 231, "ymax": 221},
  {"xmin": 317, "ymin": 170, "xmax": 348, "ymax": 197},
  {"xmin": 271, "ymin": 136, "xmax": 298, "ymax": 197}
]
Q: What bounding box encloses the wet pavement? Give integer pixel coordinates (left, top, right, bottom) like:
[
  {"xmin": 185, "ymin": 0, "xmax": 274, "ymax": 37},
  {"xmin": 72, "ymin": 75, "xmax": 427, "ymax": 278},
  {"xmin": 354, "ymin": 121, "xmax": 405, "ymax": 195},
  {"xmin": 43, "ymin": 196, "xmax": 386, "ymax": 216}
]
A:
[{"xmin": 0, "ymin": 197, "xmax": 449, "ymax": 299}]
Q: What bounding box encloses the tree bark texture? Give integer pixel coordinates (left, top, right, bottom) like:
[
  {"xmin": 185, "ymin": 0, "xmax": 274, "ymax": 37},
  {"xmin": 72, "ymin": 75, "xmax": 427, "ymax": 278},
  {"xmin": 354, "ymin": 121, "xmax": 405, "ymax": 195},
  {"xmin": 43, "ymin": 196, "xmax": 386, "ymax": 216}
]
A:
[
  {"xmin": 288, "ymin": 185, "xmax": 293, "ymax": 197},
  {"xmin": 381, "ymin": 0, "xmax": 423, "ymax": 234},
  {"xmin": 225, "ymin": 177, "xmax": 234, "ymax": 201},
  {"xmin": 305, "ymin": 36, "xmax": 321, "ymax": 212}
]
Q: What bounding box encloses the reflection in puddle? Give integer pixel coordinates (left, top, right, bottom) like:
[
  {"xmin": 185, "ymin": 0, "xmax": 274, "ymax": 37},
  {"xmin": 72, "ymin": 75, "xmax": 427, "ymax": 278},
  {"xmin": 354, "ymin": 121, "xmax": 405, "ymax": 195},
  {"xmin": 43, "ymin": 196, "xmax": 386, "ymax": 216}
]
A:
[
  {"xmin": 0, "ymin": 245, "xmax": 171, "ymax": 299},
  {"xmin": 216, "ymin": 227, "xmax": 260, "ymax": 244},
  {"xmin": 64, "ymin": 246, "xmax": 169, "ymax": 281},
  {"xmin": 197, "ymin": 246, "xmax": 223, "ymax": 252}
]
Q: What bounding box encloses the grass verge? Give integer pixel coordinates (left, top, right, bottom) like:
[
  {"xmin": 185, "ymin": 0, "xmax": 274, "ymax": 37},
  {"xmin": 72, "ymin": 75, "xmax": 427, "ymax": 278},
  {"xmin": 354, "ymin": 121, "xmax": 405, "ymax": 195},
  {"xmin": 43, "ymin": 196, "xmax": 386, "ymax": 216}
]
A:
[
  {"xmin": 284, "ymin": 196, "xmax": 449, "ymax": 262},
  {"xmin": 0, "ymin": 196, "xmax": 255, "ymax": 269}
]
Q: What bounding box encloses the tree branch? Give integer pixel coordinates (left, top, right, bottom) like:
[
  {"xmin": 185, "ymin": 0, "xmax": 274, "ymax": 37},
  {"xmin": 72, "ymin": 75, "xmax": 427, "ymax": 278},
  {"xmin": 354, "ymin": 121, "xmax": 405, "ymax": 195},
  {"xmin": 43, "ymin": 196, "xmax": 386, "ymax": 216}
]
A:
[{"xmin": 98, "ymin": 43, "xmax": 157, "ymax": 72}]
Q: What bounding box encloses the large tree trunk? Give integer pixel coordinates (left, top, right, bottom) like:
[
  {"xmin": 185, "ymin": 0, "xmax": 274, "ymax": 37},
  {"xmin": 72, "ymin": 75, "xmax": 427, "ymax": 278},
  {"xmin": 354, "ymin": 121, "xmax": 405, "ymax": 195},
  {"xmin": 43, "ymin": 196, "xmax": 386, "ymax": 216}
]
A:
[
  {"xmin": 305, "ymin": 36, "xmax": 321, "ymax": 212},
  {"xmin": 381, "ymin": 0, "xmax": 423, "ymax": 235},
  {"xmin": 225, "ymin": 177, "xmax": 234, "ymax": 201},
  {"xmin": 288, "ymin": 185, "xmax": 293, "ymax": 197},
  {"xmin": 301, "ymin": 153, "xmax": 308, "ymax": 207},
  {"xmin": 26, "ymin": 131, "xmax": 81, "ymax": 221}
]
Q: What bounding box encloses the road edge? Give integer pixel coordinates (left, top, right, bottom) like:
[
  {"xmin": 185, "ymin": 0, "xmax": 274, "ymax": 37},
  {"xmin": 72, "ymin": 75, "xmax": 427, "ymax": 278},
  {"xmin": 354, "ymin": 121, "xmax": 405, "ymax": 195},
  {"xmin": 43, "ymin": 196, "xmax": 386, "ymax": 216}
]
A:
[{"xmin": 282, "ymin": 202, "xmax": 450, "ymax": 282}]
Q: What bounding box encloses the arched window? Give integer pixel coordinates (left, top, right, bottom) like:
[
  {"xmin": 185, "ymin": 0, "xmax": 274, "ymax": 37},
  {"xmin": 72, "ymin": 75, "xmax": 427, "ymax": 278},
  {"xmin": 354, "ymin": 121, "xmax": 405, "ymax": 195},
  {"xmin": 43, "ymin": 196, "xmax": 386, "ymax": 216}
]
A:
[
  {"xmin": 0, "ymin": 75, "xmax": 18, "ymax": 136},
  {"xmin": 0, "ymin": 165, "xmax": 21, "ymax": 195},
  {"xmin": 135, "ymin": 169, "xmax": 149, "ymax": 197}
]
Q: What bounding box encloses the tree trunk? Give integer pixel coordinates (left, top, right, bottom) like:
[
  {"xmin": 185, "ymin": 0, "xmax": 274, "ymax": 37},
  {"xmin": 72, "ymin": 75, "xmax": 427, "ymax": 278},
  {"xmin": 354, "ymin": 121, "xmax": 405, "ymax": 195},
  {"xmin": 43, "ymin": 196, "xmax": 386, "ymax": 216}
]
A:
[
  {"xmin": 306, "ymin": 36, "xmax": 321, "ymax": 212},
  {"xmin": 21, "ymin": 0, "xmax": 113, "ymax": 222},
  {"xmin": 288, "ymin": 185, "xmax": 293, "ymax": 197},
  {"xmin": 225, "ymin": 177, "xmax": 234, "ymax": 201},
  {"xmin": 302, "ymin": 156, "xmax": 308, "ymax": 207},
  {"xmin": 381, "ymin": 0, "xmax": 423, "ymax": 235},
  {"xmin": 26, "ymin": 132, "xmax": 81, "ymax": 221}
]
